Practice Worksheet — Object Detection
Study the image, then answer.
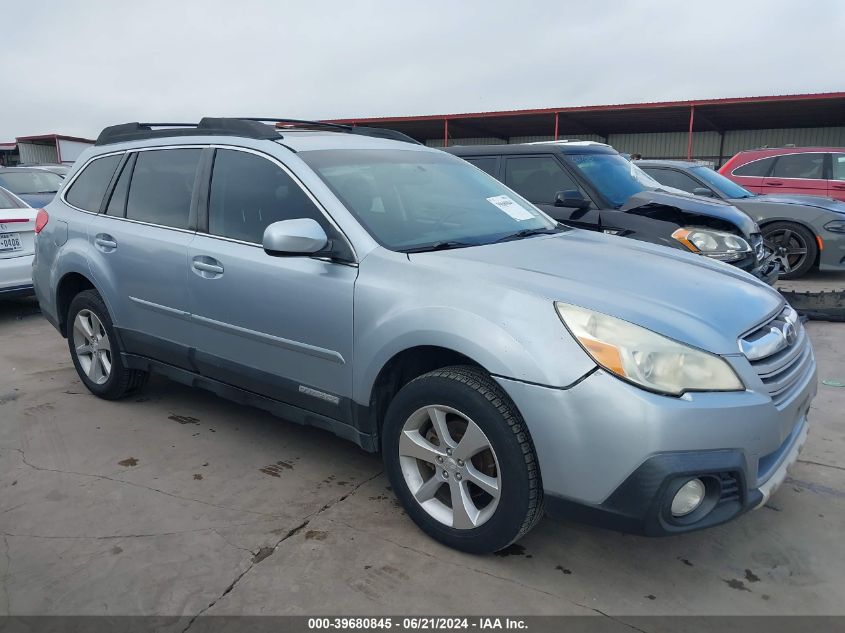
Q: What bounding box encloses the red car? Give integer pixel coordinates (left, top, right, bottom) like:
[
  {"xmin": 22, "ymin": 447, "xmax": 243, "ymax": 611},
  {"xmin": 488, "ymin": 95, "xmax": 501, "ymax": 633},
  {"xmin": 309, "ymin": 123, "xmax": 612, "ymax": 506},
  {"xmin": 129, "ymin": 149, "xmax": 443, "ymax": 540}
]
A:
[{"xmin": 720, "ymin": 147, "xmax": 845, "ymax": 202}]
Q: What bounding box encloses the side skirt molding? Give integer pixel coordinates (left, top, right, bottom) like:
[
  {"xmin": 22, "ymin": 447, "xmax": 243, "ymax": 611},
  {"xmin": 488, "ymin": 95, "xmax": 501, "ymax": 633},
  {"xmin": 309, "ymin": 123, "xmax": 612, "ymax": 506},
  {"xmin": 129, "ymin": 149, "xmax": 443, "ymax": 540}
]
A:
[{"xmin": 121, "ymin": 353, "xmax": 377, "ymax": 452}]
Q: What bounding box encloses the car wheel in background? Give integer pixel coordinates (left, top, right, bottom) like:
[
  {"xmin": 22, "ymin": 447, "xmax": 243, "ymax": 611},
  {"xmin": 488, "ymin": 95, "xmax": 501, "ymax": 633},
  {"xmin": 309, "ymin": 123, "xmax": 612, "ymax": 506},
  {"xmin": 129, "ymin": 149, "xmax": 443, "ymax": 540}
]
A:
[
  {"xmin": 382, "ymin": 365, "xmax": 543, "ymax": 554},
  {"xmin": 763, "ymin": 222, "xmax": 817, "ymax": 280},
  {"xmin": 67, "ymin": 289, "xmax": 148, "ymax": 399}
]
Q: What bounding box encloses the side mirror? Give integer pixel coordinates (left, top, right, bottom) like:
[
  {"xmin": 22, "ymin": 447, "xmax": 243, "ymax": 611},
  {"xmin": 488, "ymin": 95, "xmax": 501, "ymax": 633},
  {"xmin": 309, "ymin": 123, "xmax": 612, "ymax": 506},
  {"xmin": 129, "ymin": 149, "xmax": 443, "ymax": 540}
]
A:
[
  {"xmin": 554, "ymin": 190, "xmax": 591, "ymax": 210},
  {"xmin": 262, "ymin": 218, "xmax": 328, "ymax": 256},
  {"xmin": 693, "ymin": 187, "xmax": 715, "ymax": 198}
]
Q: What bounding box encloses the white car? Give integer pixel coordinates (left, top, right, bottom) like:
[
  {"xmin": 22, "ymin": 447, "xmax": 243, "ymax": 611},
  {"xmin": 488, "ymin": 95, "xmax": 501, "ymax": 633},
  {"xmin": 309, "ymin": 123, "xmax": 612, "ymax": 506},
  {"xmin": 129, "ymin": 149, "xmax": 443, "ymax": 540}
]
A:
[{"xmin": 0, "ymin": 185, "xmax": 37, "ymax": 298}]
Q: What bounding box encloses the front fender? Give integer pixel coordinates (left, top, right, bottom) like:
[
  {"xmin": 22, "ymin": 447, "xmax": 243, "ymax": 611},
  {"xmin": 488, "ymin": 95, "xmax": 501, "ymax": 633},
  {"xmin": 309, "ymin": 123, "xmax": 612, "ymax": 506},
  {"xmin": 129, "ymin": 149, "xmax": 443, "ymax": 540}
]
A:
[{"xmin": 352, "ymin": 250, "xmax": 596, "ymax": 405}]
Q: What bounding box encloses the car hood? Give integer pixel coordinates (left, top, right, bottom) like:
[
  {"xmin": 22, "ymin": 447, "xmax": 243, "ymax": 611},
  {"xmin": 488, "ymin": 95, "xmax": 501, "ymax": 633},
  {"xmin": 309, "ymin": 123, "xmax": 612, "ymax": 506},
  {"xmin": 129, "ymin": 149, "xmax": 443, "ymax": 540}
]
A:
[
  {"xmin": 732, "ymin": 193, "xmax": 845, "ymax": 214},
  {"xmin": 410, "ymin": 230, "xmax": 782, "ymax": 355},
  {"xmin": 620, "ymin": 190, "xmax": 759, "ymax": 236}
]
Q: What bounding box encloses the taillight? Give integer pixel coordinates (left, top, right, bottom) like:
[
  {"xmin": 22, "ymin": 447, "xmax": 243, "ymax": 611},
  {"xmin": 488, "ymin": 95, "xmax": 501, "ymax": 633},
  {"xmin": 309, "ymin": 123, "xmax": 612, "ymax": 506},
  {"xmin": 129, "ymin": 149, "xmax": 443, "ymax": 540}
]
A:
[{"xmin": 34, "ymin": 209, "xmax": 49, "ymax": 234}]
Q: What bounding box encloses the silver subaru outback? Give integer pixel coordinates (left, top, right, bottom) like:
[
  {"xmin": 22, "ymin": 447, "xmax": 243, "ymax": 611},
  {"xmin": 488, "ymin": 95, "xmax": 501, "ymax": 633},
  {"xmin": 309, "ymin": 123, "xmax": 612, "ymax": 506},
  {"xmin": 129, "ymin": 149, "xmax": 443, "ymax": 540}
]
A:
[{"xmin": 32, "ymin": 118, "xmax": 816, "ymax": 553}]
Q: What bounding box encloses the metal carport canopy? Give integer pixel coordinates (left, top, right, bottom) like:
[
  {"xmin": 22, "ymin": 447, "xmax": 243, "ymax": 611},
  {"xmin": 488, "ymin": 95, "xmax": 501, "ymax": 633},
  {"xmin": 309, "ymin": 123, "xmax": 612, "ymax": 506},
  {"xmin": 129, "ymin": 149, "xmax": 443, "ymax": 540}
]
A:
[{"xmin": 323, "ymin": 92, "xmax": 845, "ymax": 143}]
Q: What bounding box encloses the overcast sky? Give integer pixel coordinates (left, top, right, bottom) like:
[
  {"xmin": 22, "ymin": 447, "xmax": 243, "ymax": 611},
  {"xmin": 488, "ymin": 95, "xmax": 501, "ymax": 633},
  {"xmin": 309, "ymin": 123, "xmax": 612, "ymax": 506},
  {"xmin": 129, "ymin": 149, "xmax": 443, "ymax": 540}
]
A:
[{"xmin": 3, "ymin": 0, "xmax": 844, "ymax": 140}]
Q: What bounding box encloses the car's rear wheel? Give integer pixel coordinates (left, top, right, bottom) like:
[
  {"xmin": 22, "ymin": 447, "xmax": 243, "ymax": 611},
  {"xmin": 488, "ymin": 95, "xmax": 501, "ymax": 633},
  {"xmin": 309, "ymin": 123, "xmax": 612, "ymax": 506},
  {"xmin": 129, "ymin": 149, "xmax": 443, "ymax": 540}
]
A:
[
  {"xmin": 67, "ymin": 289, "xmax": 148, "ymax": 399},
  {"xmin": 382, "ymin": 366, "xmax": 543, "ymax": 554},
  {"xmin": 763, "ymin": 221, "xmax": 817, "ymax": 279}
]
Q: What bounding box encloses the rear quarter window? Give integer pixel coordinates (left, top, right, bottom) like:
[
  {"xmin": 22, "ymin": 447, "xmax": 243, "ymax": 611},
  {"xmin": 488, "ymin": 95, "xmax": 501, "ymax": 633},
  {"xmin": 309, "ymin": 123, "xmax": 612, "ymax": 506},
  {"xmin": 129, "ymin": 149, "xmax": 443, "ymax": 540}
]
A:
[
  {"xmin": 65, "ymin": 155, "xmax": 122, "ymax": 212},
  {"xmin": 732, "ymin": 156, "xmax": 776, "ymax": 177}
]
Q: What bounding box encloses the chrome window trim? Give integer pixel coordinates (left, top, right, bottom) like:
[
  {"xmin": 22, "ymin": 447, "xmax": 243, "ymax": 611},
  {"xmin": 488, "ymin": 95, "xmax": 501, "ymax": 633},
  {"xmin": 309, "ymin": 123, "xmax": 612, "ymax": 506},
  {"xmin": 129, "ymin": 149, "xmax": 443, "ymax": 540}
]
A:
[
  {"xmin": 731, "ymin": 151, "xmax": 829, "ymax": 181},
  {"xmin": 203, "ymin": 144, "xmax": 358, "ymax": 262},
  {"xmin": 94, "ymin": 214, "xmax": 197, "ymax": 235},
  {"xmin": 61, "ymin": 143, "xmax": 357, "ymax": 261}
]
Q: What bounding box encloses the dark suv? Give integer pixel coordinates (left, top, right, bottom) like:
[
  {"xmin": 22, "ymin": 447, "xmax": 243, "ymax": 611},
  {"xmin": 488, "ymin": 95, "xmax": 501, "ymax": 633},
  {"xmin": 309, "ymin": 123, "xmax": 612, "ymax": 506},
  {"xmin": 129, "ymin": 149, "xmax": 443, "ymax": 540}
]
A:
[{"xmin": 446, "ymin": 142, "xmax": 779, "ymax": 283}]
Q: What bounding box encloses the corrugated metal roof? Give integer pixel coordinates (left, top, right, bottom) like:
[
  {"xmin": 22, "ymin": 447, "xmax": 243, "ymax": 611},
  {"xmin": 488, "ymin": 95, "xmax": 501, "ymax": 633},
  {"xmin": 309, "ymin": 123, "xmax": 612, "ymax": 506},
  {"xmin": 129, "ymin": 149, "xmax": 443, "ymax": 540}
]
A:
[{"xmin": 323, "ymin": 92, "xmax": 845, "ymax": 143}]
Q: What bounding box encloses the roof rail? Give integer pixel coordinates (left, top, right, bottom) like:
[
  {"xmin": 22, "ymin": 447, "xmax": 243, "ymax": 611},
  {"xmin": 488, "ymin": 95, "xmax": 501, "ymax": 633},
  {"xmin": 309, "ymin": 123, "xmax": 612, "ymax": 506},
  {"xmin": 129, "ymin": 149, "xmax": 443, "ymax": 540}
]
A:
[
  {"xmin": 95, "ymin": 117, "xmax": 421, "ymax": 147},
  {"xmin": 95, "ymin": 118, "xmax": 279, "ymax": 146},
  {"xmin": 244, "ymin": 118, "xmax": 421, "ymax": 144}
]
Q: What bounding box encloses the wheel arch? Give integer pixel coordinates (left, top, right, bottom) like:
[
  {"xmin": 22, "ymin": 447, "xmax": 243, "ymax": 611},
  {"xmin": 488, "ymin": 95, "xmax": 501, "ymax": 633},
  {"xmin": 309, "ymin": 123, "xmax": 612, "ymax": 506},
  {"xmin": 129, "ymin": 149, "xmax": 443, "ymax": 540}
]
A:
[
  {"xmin": 55, "ymin": 271, "xmax": 100, "ymax": 337},
  {"xmin": 359, "ymin": 345, "xmax": 487, "ymax": 442}
]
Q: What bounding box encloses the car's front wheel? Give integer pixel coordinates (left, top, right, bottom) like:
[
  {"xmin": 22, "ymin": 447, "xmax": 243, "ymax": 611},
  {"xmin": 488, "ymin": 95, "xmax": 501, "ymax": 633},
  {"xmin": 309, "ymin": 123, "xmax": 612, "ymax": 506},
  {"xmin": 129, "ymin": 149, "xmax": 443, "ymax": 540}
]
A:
[
  {"xmin": 382, "ymin": 366, "xmax": 543, "ymax": 554},
  {"xmin": 764, "ymin": 221, "xmax": 817, "ymax": 279},
  {"xmin": 67, "ymin": 289, "xmax": 148, "ymax": 399}
]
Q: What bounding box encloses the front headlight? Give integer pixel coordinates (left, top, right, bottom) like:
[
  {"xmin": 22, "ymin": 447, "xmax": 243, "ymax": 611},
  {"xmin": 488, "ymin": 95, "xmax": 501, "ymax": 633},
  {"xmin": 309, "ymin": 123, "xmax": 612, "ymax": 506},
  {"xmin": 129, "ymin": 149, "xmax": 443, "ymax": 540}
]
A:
[
  {"xmin": 671, "ymin": 228, "xmax": 752, "ymax": 262},
  {"xmin": 555, "ymin": 303, "xmax": 744, "ymax": 396},
  {"xmin": 824, "ymin": 220, "xmax": 845, "ymax": 234}
]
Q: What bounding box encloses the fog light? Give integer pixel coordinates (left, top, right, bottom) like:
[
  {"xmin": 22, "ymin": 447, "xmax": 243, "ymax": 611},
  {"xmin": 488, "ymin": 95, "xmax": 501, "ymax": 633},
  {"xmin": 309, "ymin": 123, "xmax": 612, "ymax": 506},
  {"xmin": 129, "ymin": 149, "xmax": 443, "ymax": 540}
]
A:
[{"xmin": 671, "ymin": 478, "xmax": 706, "ymax": 517}]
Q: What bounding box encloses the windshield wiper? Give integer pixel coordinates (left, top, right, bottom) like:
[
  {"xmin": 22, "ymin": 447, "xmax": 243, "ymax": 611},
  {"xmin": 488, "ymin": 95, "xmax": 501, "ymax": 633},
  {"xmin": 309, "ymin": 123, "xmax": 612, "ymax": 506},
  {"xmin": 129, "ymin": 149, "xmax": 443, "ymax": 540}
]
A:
[
  {"xmin": 400, "ymin": 240, "xmax": 477, "ymax": 253},
  {"xmin": 493, "ymin": 227, "xmax": 563, "ymax": 243}
]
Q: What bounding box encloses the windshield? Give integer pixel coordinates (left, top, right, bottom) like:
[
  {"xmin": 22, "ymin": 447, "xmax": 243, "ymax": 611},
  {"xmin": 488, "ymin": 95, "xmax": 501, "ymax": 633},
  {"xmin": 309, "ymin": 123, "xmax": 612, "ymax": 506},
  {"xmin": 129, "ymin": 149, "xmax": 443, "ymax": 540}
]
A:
[
  {"xmin": 691, "ymin": 166, "xmax": 754, "ymax": 199},
  {"xmin": 566, "ymin": 153, "xmax": 667, "ymax": 208},
  {"xmin": 300, "ymin": 149, "xmax": 557, "ymax": 251},
  {"xmin": 0, "ymin": 170, "xmax": 63, "ymax": 194}
]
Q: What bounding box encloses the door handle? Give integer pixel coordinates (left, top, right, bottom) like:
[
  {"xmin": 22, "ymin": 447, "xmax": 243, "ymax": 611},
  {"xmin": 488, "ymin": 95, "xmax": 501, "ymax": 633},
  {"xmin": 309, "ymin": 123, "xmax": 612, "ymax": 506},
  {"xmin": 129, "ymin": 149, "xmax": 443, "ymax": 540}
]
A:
[
  {"xmin": 832, "ymin": 183, "xmax": 845, "ymax": 189},
  {"xmin": 94, "ymin": 234, "xmax": 117, "ymax": 250},
  {"xmin": 191, "ymin": 256, "xmax": 224, "ymax": 278},
  {"xmin": 764, "ymin": 181, "xmax": 783, "ymax": 186}
]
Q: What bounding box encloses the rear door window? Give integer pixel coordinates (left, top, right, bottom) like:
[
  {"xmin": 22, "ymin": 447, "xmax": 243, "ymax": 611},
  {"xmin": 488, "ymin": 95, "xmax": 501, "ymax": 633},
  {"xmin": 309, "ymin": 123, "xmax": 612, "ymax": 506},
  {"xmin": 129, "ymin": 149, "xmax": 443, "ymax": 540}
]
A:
[
  {"xmin": 733, "ymin": 156, "xmax": 776, "ymax": 177},
  {"xmin": 126, "ymin": 149, "xmax": 201, "ymax": 229},
  {"xmin": 208, "ymin": 149, "xmax": 325, "ymax": 244},
  {"xmin": 770, "ymin": 153, "xmax": 825, "ymax": 180},
  {"xmin": 64, "ymin": 155, "xmax": 121, "ymax": 212},
  {"xmin": 504, "ymin": 156, "xmax": 581, "ymax": 204}
]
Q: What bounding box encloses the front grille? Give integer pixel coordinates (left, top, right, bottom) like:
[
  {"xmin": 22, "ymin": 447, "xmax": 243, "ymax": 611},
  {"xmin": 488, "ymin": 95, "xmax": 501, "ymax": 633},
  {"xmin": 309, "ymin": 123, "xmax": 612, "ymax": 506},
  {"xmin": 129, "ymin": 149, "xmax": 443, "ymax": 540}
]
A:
[{"xmin": 741, "ymin": 306, "xmax": 812, "ymax": 407}]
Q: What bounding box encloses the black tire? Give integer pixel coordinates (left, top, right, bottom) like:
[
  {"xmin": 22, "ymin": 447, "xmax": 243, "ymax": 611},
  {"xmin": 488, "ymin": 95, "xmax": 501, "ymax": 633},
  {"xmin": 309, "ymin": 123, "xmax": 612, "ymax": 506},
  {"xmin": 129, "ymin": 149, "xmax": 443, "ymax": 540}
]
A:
[
  {"xmin": 66, "ymin": 289, "xmax": 148, "ymax": 400},
  {"xmin": 382, "ymin": 365, "xmax": 543, "ymax": 554},
  {"xmin": 763, "ymin": 221, "xmax": 817, "ymax": 280}
]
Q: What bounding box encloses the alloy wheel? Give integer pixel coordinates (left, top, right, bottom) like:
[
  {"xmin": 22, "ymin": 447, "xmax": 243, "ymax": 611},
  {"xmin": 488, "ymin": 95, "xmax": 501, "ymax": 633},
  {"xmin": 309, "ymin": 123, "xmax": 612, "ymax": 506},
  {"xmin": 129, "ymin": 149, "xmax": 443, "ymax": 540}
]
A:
[
  {"xmin": 398, "ymin": 405, "xmax": 501, "ymax": 530},
  {"xmin": 72, "ymin": 309, "xmax": 112, "ymax": 385},
  {"xmin": 768, "ymin": 228, "xmax": 808, "ymax": 275}
]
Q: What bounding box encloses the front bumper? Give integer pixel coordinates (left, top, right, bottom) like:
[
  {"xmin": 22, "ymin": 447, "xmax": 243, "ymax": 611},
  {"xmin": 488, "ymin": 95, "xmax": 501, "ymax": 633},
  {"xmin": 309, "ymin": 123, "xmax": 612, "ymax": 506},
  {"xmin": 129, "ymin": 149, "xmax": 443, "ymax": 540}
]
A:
[
  {"xmin": 495, "ymin": 350, "xmax": 817, "ymax": 535},
  {"xmin": 742, "ymin": 250, "xmax": 780, "ymax": 285},
  {"xmin": 818, "ymin": 230, "xmax": 845, "ymax": 272}
]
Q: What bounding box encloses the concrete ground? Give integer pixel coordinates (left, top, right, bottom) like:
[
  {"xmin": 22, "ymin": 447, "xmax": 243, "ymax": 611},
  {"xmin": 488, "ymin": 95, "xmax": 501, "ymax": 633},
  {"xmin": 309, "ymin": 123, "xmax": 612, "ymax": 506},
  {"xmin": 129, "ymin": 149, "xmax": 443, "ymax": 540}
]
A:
[{"xmin": 1, "ymin": 297, "xmax": 844, "ymax": 618}]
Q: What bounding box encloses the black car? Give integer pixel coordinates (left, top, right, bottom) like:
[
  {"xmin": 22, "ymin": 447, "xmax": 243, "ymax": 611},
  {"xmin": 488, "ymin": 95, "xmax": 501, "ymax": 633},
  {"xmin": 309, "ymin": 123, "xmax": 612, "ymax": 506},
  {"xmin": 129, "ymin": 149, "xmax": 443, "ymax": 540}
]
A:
[{"xmin": 445, "ymin": 142, "xmax": 779, "ymax": 284}]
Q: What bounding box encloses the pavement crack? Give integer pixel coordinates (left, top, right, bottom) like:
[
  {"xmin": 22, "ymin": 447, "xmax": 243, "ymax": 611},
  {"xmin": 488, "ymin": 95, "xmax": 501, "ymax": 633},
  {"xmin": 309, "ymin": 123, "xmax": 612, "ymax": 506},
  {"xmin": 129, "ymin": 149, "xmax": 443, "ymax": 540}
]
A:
[
  {"xmin": 3, "ymin": 447, "xmax": 283, "ymax": 519},
  {"xmin": 797, "ymin": 459, "xmax": 845, "ymax": 473},
  {"xmin": 581, "ymin": 608, "xmax": 651, "ymax": 633},
  {"xmin": 181, "ymin": 470, "xmax": 382, "ymax": 630},
  {"xmin": 181, "ymin": 519, "xmax": 310, "ymax": 633}
]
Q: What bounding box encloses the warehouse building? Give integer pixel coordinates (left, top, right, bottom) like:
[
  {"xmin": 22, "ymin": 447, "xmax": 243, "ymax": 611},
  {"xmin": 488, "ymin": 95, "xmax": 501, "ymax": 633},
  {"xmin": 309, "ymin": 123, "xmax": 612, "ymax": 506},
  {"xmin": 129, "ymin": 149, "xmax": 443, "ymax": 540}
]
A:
[
  {"xmin": 326, "ymin": 92, "xmax": 845, "ymax": 168},
  {"xmin": 0, "ymin": 133, "xmax": 95, "ymax": 166}
]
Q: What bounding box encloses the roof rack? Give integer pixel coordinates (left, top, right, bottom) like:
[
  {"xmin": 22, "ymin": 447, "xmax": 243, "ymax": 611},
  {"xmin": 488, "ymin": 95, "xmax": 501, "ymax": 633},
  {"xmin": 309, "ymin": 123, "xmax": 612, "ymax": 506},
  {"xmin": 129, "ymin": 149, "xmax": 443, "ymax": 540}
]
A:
[
  {"xmin": 95, "ymin": 117, "xmax": 421, "ymax": 146},
  {"xmin": 95, "ymin": 118, "xmax": 280, "ymax": 146},
  {"xmin": 243, "ymin": 118, "xmax": 421, "ymax": 145}
]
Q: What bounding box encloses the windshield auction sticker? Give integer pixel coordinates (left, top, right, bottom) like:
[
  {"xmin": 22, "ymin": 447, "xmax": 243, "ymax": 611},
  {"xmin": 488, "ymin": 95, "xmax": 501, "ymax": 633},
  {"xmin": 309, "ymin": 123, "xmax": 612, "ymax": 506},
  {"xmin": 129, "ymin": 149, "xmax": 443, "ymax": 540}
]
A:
[{"xmin": 486, "ymin": 195, "xmax": 534, "ymax": 221}]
